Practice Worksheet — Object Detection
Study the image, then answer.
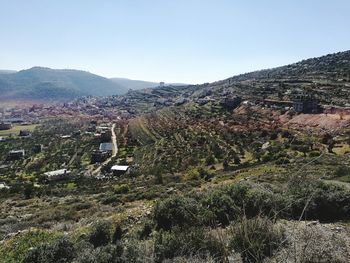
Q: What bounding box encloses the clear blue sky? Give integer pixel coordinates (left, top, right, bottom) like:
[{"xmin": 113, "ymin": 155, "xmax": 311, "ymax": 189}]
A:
[{"xmin": 0, "ymin": 0, "xmax": 349, "ymax": 83}]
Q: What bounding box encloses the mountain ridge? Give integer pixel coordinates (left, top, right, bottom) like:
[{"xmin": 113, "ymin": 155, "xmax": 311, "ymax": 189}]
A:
[
  {"xmin": 0, "ymin": 67, "xmax": 189, "ymax": 102},
  {"xmin": 1, "ymin": 50, "xmax": 349, "ymax": 103},
  {"xmin": 0, "ymin": 67, "xmax": 128, "ymax": 101}
]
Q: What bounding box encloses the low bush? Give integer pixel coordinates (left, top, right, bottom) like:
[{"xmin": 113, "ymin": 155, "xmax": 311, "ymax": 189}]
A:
[
  {"xmin": 335, "ymin": 165, "xmax": 350, "ymax": 177},
  {"xmin": 137, "ymin": 220, "xmax": 154, "ymax": 240},
  {"xmin": 226, "ymin": 184, "xmax": 285, "ymax": 219},
  {"xmin": 154, "ymin": 227, "xmax": 226, "ymax": 263},
  {"xmin": 200, "ymin": 189, "xmax": 237, "ymax": 226},
  {"xmin": 88, "ymin": 221, "xmax": 112, "ymax": 248},
  {"xmin": 153, "ymin": 196, "xmax": 201, "ymax": 230},
  {"xmin": 24, "ymin": 237, "xmax": 75, "ymax": 263},
  {"xmin": 0, "ymin": 230, "xmax": 58, "ymax": 263},
  {"xmin": 184, "ymin": 168, "xmax": 200, "ymax": 181},
  {"xmin": 229, "ymin": 217, "xmax": 284, "ymax": 263},
  {"xmin": 73, "ymin": 242, "xmax": 123, "ymax": 263},
  {"xmin": 309, "ymin": 150, "xmax": 321, "ymax": 157},
  {"xmin": 113, "ymin": 184, "xmax": 130, "ymax": 194},
  {"xmin": 288, "ymin": 180, "xmax": 350, "ymax": 221}
]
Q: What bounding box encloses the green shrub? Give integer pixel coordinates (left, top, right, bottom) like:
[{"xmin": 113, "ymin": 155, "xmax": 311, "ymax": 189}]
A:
[
  {"xmin": 23, "ymin": 183, "xmax": 35, "ymax": 199},
  {"xmin": 101, "ymin": 194, "xmax": 120, "ymax": 205},
  {"xmin": 93, "ymin": 244, "xmax": 124, "ymax": 263},
  {"xmin": 200, "ymin": 190, "xmax": 237, "ymax": 226},
  {"xmin": 198, "ymin": 167, "xmax": 214, "ymax": 181},
  {"xmin": 275, "ymin": 157, "xmax": 290, "ymax": 165},
  {"xmin": 24, "ymin": 237, "xmax": 75, "ymax": 263},
  {"xmin": 137, "ymin": 220, "xmax": 154, "ymax": 240},
  {"xmin": 153, "ymin": 196, "xmax": 201, "ymax": 230},
  {"xmin": 205, "ymin": 155, "xmax": 216, "ymax": 165},
  {"xmin": 114, "ymin": 184, "xmax": 130, "ymax": 194},
  {"xmin": 74, "ymin": 242, "xmax": 123, "ymax": 263},
  {"xmin": 230, "ymin": 217, "xmax": 284, "ymax": 263},
  {"xmin": 185, "ymin": 168, "xmax": 200, "ymax": 181},
  {"xmin": 309, "ymin": 150, "xmax": 321, "ymax": 157},
  {"xmin": 121, "ymin": 239, "xmax": 146, "ymax": 263},
  {"xmin": 335, "ymin": 165, "xmax": 350, "ymax": 177},
  {"xmin": 88, "ymin": 221, "xmax": 112, "ymax": 248},
  {"xmin": 112, "ymin": 224, "xmax": 123, "ymax": 243},
  {"xmin": 0, "ymin": 230, "xmax": 58, "ymax": 263},
  {"xmin": 288, "ymin": 180, "xmax": 350, "ymax": 221},
  {"xmin": 226, "ymin": 184, "xmax": 284, "ymax": 219},
  {"xmin": 154, "ymin": 228, "xmax": 225, "ymax": 263}
]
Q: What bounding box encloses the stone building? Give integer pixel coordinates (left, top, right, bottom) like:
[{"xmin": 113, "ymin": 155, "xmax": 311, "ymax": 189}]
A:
[{"xmin": 292, "ymin": 93, "xmax": 321, "ymax": 113}]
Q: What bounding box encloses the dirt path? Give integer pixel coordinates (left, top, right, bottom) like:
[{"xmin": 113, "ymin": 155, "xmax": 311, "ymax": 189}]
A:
[{"xmin": 111, "ymin": 123, "xmax": 118, "ymax": 158}]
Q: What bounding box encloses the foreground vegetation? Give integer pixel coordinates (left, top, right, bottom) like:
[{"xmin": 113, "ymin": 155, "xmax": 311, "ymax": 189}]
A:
[
  {"xmin": 1, "ymin": 105, "xmax": 350, "ymax": 262},
  {"xmin": 1, "ymin": 178, "xmax": 349, "ymax": 263}
]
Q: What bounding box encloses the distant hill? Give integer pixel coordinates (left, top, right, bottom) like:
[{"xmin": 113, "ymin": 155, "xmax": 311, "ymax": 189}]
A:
[
  {"xmin": 0, "ymin": 67, "xmax": 188, "ymax": 102},
  {"xmin": 110, "ymin": 78, "xmax": 159, "ymax": 90},
  {"xmin": 0, "ymin": 70, "xmax": 17, "ymax": 74},
  {"xmin": 111, "ymin": 77, "xmax": 188, "ymax": 90},
  {"xmin": 0, "ymin": 67, "xmax": 128, "ymax": 102}
]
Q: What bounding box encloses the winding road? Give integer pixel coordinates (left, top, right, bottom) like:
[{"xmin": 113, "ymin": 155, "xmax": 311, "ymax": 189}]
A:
[{"xmin": 111, "ymin": 123, "xmax": 118, "ymax": 158}]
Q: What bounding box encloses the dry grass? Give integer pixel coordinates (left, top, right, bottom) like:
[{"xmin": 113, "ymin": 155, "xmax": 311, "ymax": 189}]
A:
[{"xmin": 266, "ymin": 221, "xmax": 350, "ymax": 263}]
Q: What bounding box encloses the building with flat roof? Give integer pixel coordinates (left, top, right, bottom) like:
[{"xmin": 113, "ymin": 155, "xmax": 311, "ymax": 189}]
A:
[
  {"xmin": 99, "ymin": 143, "xmax": 113, "ymax": 152},
  {"xmin": 111, "ymin": 165, "xmax": 129, "ymax": 176},
  {"xmin": 8, "ymin": 150, "xmax": 25, "ymax": 160},
  {"xmin": 44, "ymin": 169, "xmax": 71, "ymax": 181}
]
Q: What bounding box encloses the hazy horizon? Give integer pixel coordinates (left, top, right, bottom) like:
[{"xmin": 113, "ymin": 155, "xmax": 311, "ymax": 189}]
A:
[{"xmin": 1, "ymin": 0, "xmax": 349, "ymax": 83}]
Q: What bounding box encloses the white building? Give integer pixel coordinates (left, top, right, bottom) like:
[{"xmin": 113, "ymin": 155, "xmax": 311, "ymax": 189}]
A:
[
  {"xmin": 111, "ymin": 165, "xmax": 129, "ymax": 176},
  {"xmin": 44, "ymin": 169, "xmax": 71, "ymax": 181}
]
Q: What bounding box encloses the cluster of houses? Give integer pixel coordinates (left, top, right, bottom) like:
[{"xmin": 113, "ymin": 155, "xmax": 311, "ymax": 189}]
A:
[{"xmin": 90, "ymin": 124, "xmax": 114, "ymax": 164}]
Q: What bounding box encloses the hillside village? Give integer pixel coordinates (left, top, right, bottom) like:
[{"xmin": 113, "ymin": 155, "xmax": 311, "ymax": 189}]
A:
[{"xmin": 0, "ymin": 51, "xmax": 350, "ymax": 263}]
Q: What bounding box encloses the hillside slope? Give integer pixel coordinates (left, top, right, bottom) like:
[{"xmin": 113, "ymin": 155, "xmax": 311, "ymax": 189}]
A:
[
  {"xmin": 121, "ymin": 50, "xmax": 350, "ymax": 109},
  {"xmin": 227, "ymin": 50, "xmax": 350, "ymax": 81}
]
